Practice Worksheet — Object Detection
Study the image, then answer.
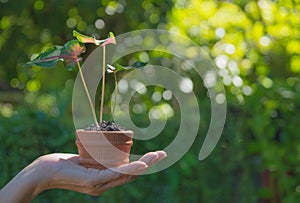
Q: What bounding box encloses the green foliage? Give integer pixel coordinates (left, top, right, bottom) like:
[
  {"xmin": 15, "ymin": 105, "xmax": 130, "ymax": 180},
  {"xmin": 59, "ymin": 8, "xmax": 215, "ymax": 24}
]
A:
[
  {"xmin": 1, "ymin": 0, "xmax": 300, "ymax": 202},
  {"xmin": 107, "ymin": 62, "xmax": 148, "ymax": 73},
  {"xmin": 166, "ymin": 0, "xmax": 300, "ymax": 201},
  {"xmin": 23, "ymin": 40, "xmax": 85, "ymax": 70},
  {"xmin": 23, "ymin": 46, "xmax": 63, "ymax": 68}
]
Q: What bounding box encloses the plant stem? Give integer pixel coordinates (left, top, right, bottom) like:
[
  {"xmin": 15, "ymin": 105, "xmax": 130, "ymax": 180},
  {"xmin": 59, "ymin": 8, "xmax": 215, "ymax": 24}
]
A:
[
  {"xmin": 112, "ymin": 72, "xmax": 118, "ymax": 116},
  {"xmin": 77, "ymin": 62, "xmax": 99, "ymax": 127},
  {"xmin": 100, "ymin": 46, "xmax": 106, "ymax": 123}
]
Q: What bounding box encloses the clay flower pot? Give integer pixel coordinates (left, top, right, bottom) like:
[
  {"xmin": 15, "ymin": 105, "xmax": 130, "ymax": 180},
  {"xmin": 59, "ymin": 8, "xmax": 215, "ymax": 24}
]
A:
[{"xmin": 75, "ymin": 129, "xmax": 133, "ymax": 170}]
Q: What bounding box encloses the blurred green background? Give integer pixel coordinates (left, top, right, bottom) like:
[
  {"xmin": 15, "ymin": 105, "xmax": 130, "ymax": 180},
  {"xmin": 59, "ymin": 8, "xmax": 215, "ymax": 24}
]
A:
[{"xmin": 1, "ymin": 0, "xmax": 300, "ymax": 202}]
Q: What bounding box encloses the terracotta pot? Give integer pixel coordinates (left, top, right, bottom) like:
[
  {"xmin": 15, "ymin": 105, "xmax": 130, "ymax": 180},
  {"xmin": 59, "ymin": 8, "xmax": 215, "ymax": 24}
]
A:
[{"xmin": 75, "ymin": 129, "xmax": 133, "ymax": 170}]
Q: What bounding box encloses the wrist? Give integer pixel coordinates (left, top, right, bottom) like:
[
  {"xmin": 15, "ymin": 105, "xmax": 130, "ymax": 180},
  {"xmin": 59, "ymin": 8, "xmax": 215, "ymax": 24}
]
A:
[
  {"xmin": 18, "ymin": 157, "xmax": 52, "ymax": 199},
  {"xmin": 30, "ymin": 155, "xmax": 56, "ymax": 192},
  {"xmin": 0, "ymin": 156, "xmax": 52, "ymax": 203}
]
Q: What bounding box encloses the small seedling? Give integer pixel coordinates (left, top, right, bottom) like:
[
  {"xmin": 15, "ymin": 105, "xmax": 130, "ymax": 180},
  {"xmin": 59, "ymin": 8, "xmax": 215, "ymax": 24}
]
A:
[{"xmin": 25, "ymin": 30, "xmax": 146, "ymax": 128}]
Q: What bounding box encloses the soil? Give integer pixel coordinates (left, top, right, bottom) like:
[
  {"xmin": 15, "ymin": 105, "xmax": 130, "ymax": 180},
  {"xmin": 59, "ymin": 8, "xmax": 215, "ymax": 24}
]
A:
[{"xmin": 84, "ymin": 121, "xmax": 127, "ymax": 131}]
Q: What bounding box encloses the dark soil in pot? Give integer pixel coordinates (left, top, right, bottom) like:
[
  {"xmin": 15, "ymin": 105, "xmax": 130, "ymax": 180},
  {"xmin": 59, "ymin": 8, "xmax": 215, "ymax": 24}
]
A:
[{"xmin": 85, "ymin": 121, "xmax": 127, "ymax": 131}]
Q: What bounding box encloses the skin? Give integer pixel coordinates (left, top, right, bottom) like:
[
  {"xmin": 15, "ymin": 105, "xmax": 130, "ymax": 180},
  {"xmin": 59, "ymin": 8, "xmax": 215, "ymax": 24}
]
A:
[{"xmin": 0, "ymin": 151, "xmax": 167, "ymax": 203}]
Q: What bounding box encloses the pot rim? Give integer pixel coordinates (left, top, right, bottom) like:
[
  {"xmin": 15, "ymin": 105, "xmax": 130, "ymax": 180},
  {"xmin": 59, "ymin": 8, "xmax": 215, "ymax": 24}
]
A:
[{"xmin": 76, "ymin": 129, "xmax": 134, "ymax": 134}]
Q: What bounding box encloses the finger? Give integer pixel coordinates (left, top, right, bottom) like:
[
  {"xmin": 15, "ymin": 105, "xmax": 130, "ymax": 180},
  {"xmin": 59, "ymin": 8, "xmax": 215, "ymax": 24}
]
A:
[
  {"xmin": 89, "ymin": 160, "xmax": 148, "ymax": 185},
  {"xmin": 93, "ymin": 174, "xmax": 137, "ymax": 195},
  {"xmin": 86, "ymin": 161, "xmax": 148, "ymax": 195},
  {"xmin": 138, "ymin": 150, "xmax": 167, "ymax": 167},
  {"xmin": 139, "ymin": 152, "xmax": 159, "ymax": 166},
  {"xmin": 144, "ymin": 150, "xmax": 167, "ymax": 168},
  {"xmin": 152, "ymin": 150, "xmax": 167, "ymax": 165},
  {"xmin": 111, "ymin": 161, "xmax": 148, "ymax": 175}
]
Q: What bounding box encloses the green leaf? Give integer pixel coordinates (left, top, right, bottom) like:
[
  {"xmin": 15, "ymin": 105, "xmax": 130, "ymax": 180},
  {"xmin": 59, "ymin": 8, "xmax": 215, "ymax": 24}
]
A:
[
  {"xmin": 130, "ymin": 61, "xmax": 147, "ymax": 68},
  {"xmin": 107, "ymin": 62, "xmax": 147, "ymax": 73},
  {"xmin": 24, "ymin": 46, "xmax": 63, "ymax": 68},
  {"xmin": 73, "ymin": 30, "xmax": 103, "ymax": 45},
  {"xmin": 60, "ymin": 40, "xmax": 86, "ymax": 70}
]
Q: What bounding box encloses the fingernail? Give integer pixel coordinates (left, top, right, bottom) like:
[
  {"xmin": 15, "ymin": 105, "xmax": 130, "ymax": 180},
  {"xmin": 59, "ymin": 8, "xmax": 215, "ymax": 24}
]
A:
[{"xmin": 158, "ymin": 154, "xmax": 167, "ymax": 161}]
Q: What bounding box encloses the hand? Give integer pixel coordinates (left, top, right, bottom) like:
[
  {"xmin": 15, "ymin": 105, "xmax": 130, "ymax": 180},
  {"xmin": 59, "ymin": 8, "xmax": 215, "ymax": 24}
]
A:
[
  {"xmin": 40, "ymin": 151, "xmax": 167, "ymax": 195},
  {"xmin": 0, "ymin": 151, "xmax": 167, "ymax": 203}
]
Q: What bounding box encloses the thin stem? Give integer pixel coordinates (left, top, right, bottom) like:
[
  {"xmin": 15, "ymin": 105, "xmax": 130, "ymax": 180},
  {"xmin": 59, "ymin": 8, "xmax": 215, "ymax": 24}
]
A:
[
  {"xmin": 112, "ymin": 72, "xmax": 118, "ymax": 116},
  {"xmin": 77, "ymin": 62, "xmax": 99, "ymax": 127},
  {"xmin": 100, "ymin": 46, "xmax": 106, "ymax": 123}
]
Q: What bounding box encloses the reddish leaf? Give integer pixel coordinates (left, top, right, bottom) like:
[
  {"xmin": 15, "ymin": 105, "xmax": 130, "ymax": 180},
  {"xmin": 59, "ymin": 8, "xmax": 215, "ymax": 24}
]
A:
[{"xmin": 60, "ymin": 40, "xmax": 86, "ymax": 70}]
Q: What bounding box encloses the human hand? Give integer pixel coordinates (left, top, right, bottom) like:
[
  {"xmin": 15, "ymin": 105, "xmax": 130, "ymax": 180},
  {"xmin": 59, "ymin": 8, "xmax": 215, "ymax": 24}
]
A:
[
  {"xmin": 39, "ymin": 151, "xmax": 167, "ymax": 195},
  {"xmin": 0, "ymin": 151, "xmax": 167, "ymax": 203}
]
